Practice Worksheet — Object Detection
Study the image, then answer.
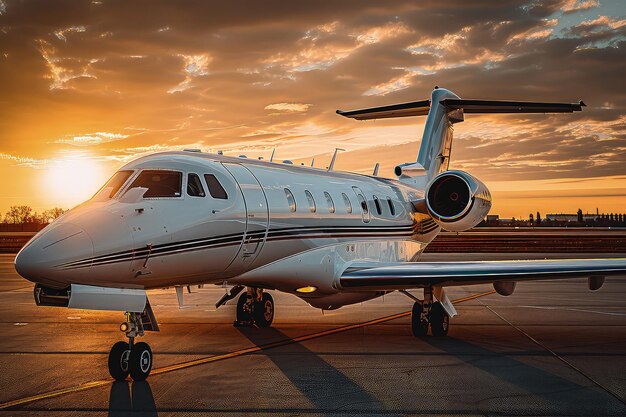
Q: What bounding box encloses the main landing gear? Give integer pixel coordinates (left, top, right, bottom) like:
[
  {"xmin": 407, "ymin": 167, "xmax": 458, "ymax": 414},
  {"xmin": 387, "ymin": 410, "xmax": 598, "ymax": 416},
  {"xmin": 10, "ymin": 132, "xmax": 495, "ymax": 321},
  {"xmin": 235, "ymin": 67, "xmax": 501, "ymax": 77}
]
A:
[
  {"xmin": 410, "ymin": 286, "xmax": 450, "ymax": 337},
  {"xmin": 234, "ymin": 287, "xmax": 274, "ymax": 327},
  {"xmin": 108, "ymin": 301, "xmax": 159, "ymax": 381}
]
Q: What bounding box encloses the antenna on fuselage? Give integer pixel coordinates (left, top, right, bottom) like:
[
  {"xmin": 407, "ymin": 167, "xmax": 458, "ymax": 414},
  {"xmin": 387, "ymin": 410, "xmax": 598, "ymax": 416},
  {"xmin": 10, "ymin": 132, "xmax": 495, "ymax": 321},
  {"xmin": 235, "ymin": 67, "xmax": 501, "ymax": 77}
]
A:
[
  {"xmin": 328, "ymin": 148, "xmax": 345, "ymax": 171},
  {"xmin": 269, "ymin": 148, "xmax": 276, "ymax": 162},
  {"xmin": 310, "ymin": 158, "xmax": 315, "ymax": 167},
  {"xmin": 372, "ymin": 162, "xmax": 380, "ymax": 176}
]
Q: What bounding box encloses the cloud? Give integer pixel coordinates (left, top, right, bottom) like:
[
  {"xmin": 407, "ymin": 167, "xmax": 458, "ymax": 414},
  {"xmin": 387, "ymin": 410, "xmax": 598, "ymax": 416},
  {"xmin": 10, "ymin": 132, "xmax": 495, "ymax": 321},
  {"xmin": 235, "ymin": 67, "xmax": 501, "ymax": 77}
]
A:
[
  {"xmin": 260, "ymin": 21, "xmax": 411, "ymax": 75},
  {"xmin": 54, "ymin": 25, "xmax": 86, "ymax": 42},
  {"xmin": 264, "ymin": 103, "xmax": 312, "ymax": 112},
  {"xmin": 55, "ymin": 132, "xmax": 129, "ymax": 146},
  {"xmin": 561, "ymin": 0, "xmax": 599, "ymax": 13},
  {"xmin": 167, "ymin": 54, "xmax": 212, "ymax": 93},
  {"xmin": 37, "ymin": 40, "xmax": 99, "ymax": 89},
  {"xmin": 0, "ymin": 153, "xmax": 48, "ymax": 169}
]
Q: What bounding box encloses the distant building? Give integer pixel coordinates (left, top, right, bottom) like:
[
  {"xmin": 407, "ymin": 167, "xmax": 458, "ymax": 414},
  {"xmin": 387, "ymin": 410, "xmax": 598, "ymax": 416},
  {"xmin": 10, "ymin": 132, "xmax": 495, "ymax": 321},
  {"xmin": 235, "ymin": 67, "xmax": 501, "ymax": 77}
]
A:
[
  {"xmin": 486, "ymin": 214, "xmax": 499, "ymax": 222},
  {"xmin": 546, "ymin": 214, "xmax": 578, "ymax": 222}
]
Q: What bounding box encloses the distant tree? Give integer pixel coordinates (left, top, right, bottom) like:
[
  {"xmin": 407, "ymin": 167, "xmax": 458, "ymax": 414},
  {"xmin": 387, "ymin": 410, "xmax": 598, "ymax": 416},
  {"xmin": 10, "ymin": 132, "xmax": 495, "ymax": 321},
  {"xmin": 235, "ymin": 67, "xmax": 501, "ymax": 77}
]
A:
[
  {"xmin": 40, "ymin": 207, "xmax": 66, "ymax": 223},
  {"xmin": 529, "ymin": 213, "xmax": 534, "ymax": 224},
  {"xmin": 610, "ymin": 213, "xmax": 615, "ymax": 222},
  {"xmin": 536, "ymin": 211, "xmax": 542, "ymax": 225},
  {"xmin": 4, "ymin": 205, "xmax": 33, "ymax": 224},
  {"xmin": 577, "ymin": 208, "xmax": 583, "ymax": 223}
]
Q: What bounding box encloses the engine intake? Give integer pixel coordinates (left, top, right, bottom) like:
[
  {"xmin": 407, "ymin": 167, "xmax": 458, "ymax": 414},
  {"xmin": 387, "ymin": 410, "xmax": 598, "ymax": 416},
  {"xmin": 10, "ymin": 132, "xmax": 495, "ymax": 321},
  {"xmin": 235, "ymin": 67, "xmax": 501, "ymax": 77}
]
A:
[{"xmin": 425, "ymin": 170, "xmax": 492, "ymax": 232}]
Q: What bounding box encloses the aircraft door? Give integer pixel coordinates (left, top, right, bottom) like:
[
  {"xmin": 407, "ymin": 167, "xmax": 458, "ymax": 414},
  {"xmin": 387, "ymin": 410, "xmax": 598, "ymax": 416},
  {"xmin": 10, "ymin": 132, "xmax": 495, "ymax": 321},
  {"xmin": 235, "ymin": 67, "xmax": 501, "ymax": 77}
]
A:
[
  {"xmin": 352, "ymin": 186, "xmax": 371, "ymax": 223},
  {"xmin": 222, "ymin": 163, "xmax": 269, "ymax": 270}
]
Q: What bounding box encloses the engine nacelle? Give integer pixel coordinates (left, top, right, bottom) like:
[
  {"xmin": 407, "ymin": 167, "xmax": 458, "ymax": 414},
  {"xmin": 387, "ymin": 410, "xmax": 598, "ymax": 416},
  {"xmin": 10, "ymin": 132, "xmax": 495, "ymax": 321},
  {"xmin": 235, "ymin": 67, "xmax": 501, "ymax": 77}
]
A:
[
  {"xmin": 425, "ymin": 170, "xmax": 492, "ymax": 232},
  {"xmin": 394, "ymin": 162, "xmax": 426, "ymax": 178}
]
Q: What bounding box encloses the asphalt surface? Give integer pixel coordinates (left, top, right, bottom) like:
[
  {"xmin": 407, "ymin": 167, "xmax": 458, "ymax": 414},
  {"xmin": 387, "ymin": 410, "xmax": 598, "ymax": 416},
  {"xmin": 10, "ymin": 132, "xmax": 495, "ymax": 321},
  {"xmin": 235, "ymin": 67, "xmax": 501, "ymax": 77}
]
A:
[{"xmin": 0, "ymin": 253, "xmax": 625, "ymax": 416}]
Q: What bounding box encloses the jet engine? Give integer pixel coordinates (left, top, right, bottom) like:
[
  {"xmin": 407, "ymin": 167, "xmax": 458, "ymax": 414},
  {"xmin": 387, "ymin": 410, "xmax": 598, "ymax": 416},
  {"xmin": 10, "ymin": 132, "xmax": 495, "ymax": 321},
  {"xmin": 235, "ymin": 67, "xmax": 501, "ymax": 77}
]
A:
[{"xmin": 425, "ymin": 170, "xmax": 492, "ymax": 232}]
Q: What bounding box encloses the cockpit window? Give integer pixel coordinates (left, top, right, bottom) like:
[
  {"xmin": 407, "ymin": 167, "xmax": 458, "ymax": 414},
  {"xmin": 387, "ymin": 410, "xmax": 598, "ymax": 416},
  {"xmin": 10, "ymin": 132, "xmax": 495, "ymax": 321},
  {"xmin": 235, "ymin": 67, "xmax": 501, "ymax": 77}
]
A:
[
  {"xmin": 204, "ymin": 174, "xmax": 228, "ymax": 199},
  {"xmin": 187, "ymin": 173, "xmax": 205, "ymax": 197},
  {"xmin": 129, "ymin": 170, "xmax": 182, "ymax": 198},
  {"xmin": 94, "ymin": 170, "xmax": 133, "ymax": 199}
]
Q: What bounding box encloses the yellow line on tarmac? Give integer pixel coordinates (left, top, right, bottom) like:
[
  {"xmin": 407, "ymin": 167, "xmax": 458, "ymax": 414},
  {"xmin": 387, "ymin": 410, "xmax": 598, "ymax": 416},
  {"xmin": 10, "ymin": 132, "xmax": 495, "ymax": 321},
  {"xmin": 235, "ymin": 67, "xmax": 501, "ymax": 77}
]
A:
[{"xmin": 0, "ymin": 289, "xmax": 496, "ymax": 410}]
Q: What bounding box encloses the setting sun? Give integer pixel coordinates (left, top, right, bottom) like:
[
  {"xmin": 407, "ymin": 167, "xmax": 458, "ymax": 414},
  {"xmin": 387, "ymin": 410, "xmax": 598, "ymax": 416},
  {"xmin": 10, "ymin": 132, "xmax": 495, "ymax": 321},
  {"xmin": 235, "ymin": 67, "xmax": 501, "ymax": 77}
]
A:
[{"xmin": 43, "ymin": 156, "xmax": 107, "ymax": 208}]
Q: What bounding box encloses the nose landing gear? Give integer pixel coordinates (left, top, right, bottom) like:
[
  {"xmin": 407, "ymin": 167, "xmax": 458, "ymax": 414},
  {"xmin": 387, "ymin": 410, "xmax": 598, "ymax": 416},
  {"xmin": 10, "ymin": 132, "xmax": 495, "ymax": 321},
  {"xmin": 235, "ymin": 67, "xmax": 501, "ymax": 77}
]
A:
[
  {"xmin": 108, "ymin": 300, "xmax": 159, "ymax": 381},
  {"xmin": 234, "ymin": 287, "xmax": 274, "ymax": 327}
]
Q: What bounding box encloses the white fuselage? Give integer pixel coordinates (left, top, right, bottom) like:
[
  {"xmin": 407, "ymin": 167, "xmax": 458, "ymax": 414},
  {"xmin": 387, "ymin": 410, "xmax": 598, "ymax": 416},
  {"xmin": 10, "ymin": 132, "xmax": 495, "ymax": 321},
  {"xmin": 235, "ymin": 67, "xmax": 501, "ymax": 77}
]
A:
[{"xmin": 15, "ymin": 151, "xmax": 439, "ymax": 309}]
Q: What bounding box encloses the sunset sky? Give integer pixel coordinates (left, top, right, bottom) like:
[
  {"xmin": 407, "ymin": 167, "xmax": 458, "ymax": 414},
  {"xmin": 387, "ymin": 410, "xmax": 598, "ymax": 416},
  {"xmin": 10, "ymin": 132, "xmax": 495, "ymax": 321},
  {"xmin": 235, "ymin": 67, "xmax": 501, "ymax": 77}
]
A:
[{"xmin": 0, "ymin": 0, "xmax": 624, "ymax": 218}]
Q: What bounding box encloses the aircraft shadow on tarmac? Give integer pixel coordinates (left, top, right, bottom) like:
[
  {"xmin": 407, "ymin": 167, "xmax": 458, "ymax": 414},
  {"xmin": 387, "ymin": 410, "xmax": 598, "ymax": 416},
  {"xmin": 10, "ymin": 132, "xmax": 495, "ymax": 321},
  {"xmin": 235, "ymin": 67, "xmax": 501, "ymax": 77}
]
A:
[
  {"xmin": 238, "ymin": 326, "xmax": 403, "ymax": 416},
  {"xmin": 108, "ymin": 380, "xmax": 156, "ymax": 417},
  {"xmin": 424, "ymin": 337, "xmax": 620, "ymax": 415}
]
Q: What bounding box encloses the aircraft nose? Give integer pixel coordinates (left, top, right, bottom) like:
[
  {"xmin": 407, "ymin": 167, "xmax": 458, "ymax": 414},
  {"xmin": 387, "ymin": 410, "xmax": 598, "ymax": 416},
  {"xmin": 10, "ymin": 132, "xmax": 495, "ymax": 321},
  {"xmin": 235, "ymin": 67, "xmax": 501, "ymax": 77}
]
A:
[{"xmin": 15, "ymin": 222, "xmax": 94, "ymax": 287}]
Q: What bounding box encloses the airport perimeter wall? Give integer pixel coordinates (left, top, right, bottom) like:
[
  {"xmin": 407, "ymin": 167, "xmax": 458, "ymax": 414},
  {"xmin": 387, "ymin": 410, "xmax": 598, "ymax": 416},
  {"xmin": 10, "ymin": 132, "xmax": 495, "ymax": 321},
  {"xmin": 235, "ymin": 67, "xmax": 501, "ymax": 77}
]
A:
[{"xmin": 1, "ymin": 228, "xmax": 624, "ymax": 254}]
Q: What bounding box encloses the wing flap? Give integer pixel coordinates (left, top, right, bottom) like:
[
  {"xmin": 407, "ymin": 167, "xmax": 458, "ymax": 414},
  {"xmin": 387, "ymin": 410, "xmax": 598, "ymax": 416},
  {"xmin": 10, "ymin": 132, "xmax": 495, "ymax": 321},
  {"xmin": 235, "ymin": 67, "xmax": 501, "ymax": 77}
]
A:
[{"xmin": 339, "ymin": 259, "xmax": 626, "ymax": 290}]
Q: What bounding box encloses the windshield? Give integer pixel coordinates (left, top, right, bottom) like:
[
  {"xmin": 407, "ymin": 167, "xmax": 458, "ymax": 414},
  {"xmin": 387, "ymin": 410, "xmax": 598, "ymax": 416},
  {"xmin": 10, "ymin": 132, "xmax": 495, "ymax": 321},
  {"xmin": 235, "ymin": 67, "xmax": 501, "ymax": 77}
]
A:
[
  {"xmin": 128, "ymin": 170, "xmax": 182, "ymax": 198},
  {"xmin": 93, "ymin": 170, "xmax": 133, "ymax": 200}
]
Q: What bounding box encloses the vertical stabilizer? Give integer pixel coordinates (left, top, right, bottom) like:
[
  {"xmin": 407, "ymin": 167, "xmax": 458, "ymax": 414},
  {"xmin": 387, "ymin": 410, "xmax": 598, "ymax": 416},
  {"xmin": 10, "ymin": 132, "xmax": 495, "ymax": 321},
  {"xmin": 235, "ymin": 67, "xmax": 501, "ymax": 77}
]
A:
[{"xmin": 416, "ymin": 88, "xmax": 462, "ymax": 180}]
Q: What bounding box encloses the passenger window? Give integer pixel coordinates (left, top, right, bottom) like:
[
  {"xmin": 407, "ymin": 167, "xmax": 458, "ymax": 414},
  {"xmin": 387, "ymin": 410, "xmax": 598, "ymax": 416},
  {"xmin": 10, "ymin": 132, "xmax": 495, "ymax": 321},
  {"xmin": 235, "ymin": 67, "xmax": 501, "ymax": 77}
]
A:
[
  {"xmin": 187, "ymin": 173, "xmax": 205, "ymax": 197},
  {"xmin": 305, "ymin": 190, "xmax": 316, "ymax": 213},
  {"xmin": 357, "ymin": 193, "xmax": 368, "ymax": 215},
  {"xmin": 284, "ymin": 188, "xmax": 296, "ymax": 212},
  {"xmin": 94, "ymin": 170, "xmax": 133, "ymax": 199},
  {"xmin": 129, "ymin": 170, "xmax": 182, "ymax": 198},
  {"xmin": 387, "ymin": 197, "xmax": 396, "ymax": 215},
  {"xmin": 373, "ymin": 196, "xmax": 382, "ymax": 215},
  {"xmin": 204, "ymin": 174, "xmax": 228, "ymax": 199},
  {"xmin": 324, "ymin": 192, "xmax": 335, "ymax": 213},
  {"xmin": 342, "ymin": 193, "xmax": 352, "ymax": 214}
]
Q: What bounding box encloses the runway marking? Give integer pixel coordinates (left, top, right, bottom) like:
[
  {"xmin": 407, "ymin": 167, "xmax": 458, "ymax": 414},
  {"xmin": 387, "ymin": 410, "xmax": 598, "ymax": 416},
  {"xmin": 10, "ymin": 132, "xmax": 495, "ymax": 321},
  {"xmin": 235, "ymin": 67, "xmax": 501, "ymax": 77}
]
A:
[
  {"xmin": 0, "ymin": 289, "xmax": 495, "ymax": 410},
  {"xmin": 519, "ymin": 305, "xmax": 626, "ymax": 316},
  {"xmin": 483, "ymin": 303, "xmax": 626, "ymax": 406}
]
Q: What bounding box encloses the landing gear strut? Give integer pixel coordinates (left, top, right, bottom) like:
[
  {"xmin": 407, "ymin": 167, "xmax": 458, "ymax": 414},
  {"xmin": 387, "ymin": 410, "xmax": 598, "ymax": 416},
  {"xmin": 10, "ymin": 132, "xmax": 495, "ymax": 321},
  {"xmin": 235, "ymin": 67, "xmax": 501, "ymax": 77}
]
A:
[
  {"xmin": 234, "ymin": 287, "xmax": 274, "ymax": 327},
  {"xmin": 410, "ymin": 286, "xmax": 450, "ymax": 337},
  {"xmin": 108, "ymin": 301, "xmax": 159, "ymax": 381}
]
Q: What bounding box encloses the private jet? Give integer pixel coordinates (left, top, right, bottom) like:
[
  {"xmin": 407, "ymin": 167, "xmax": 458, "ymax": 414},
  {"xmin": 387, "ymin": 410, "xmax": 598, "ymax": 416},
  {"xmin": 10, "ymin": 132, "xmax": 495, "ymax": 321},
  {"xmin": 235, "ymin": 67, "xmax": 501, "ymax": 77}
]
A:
[{"xmin": 14, "ymin": 87, "xmax": 626, "ymax": 381}]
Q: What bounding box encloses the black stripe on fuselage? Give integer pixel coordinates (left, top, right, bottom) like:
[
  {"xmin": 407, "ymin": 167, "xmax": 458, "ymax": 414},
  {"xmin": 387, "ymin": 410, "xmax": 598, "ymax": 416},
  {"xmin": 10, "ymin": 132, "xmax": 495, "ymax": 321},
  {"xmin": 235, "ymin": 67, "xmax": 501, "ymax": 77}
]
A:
[{"xmin": 59, "ymin": 223, "xmax": 428, "ymax": 270}]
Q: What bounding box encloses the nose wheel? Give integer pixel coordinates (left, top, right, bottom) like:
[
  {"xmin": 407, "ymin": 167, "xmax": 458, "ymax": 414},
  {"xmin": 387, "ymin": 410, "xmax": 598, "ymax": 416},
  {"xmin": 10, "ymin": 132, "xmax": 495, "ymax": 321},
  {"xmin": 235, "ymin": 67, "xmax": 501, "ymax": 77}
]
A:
[
  {"xmin": 108, "ymin": 339, "xmax": 153, "ymax": 381},
  {"xmin": 108, "ymin": 306, "xmax": 158, "ymax": 381}
]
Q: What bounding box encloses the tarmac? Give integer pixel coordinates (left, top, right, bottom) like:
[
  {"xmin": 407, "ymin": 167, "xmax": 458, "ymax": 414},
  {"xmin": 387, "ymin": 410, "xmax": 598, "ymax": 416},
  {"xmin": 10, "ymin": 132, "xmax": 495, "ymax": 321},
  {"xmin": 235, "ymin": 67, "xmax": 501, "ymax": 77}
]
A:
[{"xmin": 0, "ymin": 252, "xmax": 625, "ymax": 416}]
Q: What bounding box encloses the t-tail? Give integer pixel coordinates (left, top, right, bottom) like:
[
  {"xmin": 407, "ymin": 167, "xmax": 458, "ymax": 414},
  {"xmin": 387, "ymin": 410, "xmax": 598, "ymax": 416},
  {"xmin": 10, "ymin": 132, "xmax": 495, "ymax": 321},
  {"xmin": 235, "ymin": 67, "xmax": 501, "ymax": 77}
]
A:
[{"xmin": 337, "ymin": 87, "xmax": 585, "ymax": 232}]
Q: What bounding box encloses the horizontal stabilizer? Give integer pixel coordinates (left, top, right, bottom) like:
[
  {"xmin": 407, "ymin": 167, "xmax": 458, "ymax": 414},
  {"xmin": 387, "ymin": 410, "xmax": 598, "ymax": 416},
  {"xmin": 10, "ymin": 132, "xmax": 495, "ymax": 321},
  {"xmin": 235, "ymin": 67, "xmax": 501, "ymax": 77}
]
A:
[
  {"xmin": 337, "ymin": 97, "xmax": 584, "ymax": 120},
  {"xmin": 441, "ymin": 99, "xmax": 585, "ymax": 114},
  {"xmin": 336, "ymin": 99, "xmax": 430, "ymax": 120}
]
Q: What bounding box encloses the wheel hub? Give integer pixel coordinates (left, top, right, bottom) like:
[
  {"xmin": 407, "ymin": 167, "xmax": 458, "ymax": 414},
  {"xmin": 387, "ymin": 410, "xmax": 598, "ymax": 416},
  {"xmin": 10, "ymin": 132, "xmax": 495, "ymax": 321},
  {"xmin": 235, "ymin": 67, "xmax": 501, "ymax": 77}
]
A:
[
  {"xmin": 140, "ymin": 350, "xmax": 151, "ymax": 373},
  {"xmin": 120, "ymin": 349, "xmax": 130, "ymax": 372}
]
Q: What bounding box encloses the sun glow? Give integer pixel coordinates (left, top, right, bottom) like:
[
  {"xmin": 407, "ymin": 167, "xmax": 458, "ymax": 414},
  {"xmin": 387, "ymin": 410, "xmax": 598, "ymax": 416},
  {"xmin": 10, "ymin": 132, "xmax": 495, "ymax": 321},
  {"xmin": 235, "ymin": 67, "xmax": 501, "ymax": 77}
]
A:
[{"xmin": 44, "ymin": 156, "xmax": 107, "ymax": 208}]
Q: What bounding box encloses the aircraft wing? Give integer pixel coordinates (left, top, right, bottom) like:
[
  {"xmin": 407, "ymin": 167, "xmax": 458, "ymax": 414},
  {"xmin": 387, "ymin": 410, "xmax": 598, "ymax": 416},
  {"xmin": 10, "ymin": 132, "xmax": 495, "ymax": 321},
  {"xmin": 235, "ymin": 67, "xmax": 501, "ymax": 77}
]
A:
[{"xmin": 339, "ymin": 258, "xmax": 626, "ymax": 290}]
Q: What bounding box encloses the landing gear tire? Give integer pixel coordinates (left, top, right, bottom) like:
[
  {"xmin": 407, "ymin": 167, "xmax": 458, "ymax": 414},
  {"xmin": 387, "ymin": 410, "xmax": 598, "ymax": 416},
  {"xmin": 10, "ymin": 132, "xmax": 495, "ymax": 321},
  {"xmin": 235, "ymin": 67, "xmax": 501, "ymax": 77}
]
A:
[
  {"xmin": 236, "ymin": 292, "xmax": 252, "ymax": 323},
  {"xmin": 253, "ymin": 292, "xmax": 274, "ymax": 327},
  {"xmin": 129, "ymin": 341, "xmax": 152, "ymax": 381},
  {"xmin": 430, "ymin": 301, "xmax": 450, "ymax": 337},
  {"xmin": 108, "ymin": 341, "xmax": 131, "ymax": 381},
  {"xmin": 411, "ymin": 302, "xmax": 429, "ymax": 337}
]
